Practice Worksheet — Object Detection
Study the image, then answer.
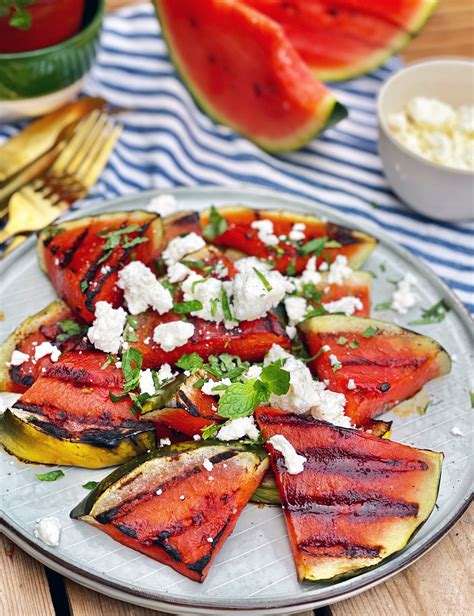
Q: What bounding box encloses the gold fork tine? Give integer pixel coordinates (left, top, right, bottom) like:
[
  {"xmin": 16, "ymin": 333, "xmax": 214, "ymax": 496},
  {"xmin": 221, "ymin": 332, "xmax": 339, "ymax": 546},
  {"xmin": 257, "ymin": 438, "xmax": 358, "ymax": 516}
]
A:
[
  {"xmin": 75, "ymin": 121, "xmax": 122, "ymax": 189},
  {"xmin": 63, "ymin": 112, "xmax": 109, "ymax": 175}
]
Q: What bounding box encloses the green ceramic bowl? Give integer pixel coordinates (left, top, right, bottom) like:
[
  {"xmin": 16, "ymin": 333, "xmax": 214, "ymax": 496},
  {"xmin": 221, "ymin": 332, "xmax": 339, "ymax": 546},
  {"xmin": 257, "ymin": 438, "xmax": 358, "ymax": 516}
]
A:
[{"xmin": 0, "ymin": 0, "xmax": 104, "ymax": 102}]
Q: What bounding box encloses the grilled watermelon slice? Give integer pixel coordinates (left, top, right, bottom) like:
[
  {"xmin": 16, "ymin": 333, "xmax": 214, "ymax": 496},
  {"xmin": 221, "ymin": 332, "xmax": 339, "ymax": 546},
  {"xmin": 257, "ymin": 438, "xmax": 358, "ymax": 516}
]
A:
[
  {"xmin": 0, "ymin": 300, "xmax": 86, "ymax": 393},
  {"xmin": 0, "ymin": 350, "xmax": 155, "ymax": 468},
  {"xmin": 256, "ymin": 407, "xmax": 443, "ymax": 582},
  {"xmin": 201, "ymin": 207, "xmax": 376, "ymax": 273},
  {"xmin": 37, "ymin": 210, "xmax": 164, "ymax": 322},
  {"xmin": 243, "ymin": 1, "xmax": 438, "ymax": 81},
  {"xmin": 71, "ymin": 441, "xmax": 269, "ymax": 581},
  {"xmin": 162, "ymin": 211, "xmax": 202, "ymax": 245},
  {"xmin": 300, "ymin": 315, "xmax": 451, "ymax": 426},
  {"xmin": 131, "ymin": 310, "xmax": 290, "ymax": 368},
  {"xmin": 153, "ymin": 0, "xmax": 346, "ymax": 152}
]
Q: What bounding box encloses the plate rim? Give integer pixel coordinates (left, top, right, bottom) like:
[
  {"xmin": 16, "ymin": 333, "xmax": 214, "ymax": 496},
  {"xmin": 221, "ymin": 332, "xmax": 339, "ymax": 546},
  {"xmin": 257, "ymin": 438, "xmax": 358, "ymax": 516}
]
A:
[{"xmin": 1, "ymin": 183, "xmax": 472, "ymax": 614}]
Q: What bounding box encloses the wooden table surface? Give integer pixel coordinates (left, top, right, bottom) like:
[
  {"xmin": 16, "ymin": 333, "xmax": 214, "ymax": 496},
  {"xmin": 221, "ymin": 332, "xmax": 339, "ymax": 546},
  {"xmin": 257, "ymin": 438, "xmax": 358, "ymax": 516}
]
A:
[{"xmin": 1, "ymin": 1, "xmax": 473, "ymax": 615}]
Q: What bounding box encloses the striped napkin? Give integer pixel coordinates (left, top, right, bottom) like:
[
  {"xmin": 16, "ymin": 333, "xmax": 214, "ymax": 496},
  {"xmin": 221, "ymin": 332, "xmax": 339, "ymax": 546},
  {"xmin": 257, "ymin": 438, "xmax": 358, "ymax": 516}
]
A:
[{"xmin": 1, "ymin": 3, "xmax": 472, "ymax": 313}]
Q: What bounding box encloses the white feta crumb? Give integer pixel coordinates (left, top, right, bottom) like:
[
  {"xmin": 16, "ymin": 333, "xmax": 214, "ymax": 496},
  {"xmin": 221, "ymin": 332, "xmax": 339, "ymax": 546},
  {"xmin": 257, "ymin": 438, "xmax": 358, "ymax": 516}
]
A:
[
  {"xmin": 293, "ymin": 256, "xmax": 321, "ymax": 290},
  {"xmin": 122, "ymin": 341, "xmax": 129, "ymax": 351},
  {"xmin": 451, "ymin": 353, "xmax": 458, "ymax": 363},
  {"xmin": 450, "ymin": 426, "xmax": 464, "ymax": 437},
  {"xmin": 234, "ymin": 256, "xmax": 272, "ymax": 274},
  {"xmin": 407, "ymin": 97, "xmax": 455, "ymax": 130},
  {"xmin": 156, "ymin": 488, "xmax": 163, "ymax": 495},
  {"xmin": 34, "ymin": 341, "xmax": 61, "ymax": 363},
  {"xmin": 34, "ymin": 517, "xmax": 61, "ymax": 547},
  {"xmin": 250, "ymin": 219, "xmax": 279, "ymax": 246},
  {"xmin": 193, "ymin": 434, "xmax": 201, "ymax": 441},
  {"xmin": 207, "ymin": 537, "xmax": 214, "ymax": 543},
  {"xmin": 216, "ymin": 416, "xmax": 260, "ymax": 441},
  {"xmin": 391, "ymin": 272, "xmax": 418, "ymax": 314},
  {"xmin": 456, "ymin": 105, "xmax": 474, "ymax": 135},
  {"xmin": 347, "ymin": 379, "xmax": 356, "ymax": 390},
  {"xmin": 208, "ymin": 476, "xmax": 214, "ymax": 482},
  {"xmin": 321, "ymin": 345, "xmax": 330, "ymax": 353},
  {"xmin": 156, "ymin": 363, "xmax": 177, "ymax": 384},
  {"xmin": 319, "ymin": 261, "xmax": 329, "ymax": 272},
  {"xmin": 147, "ymin": 193, "xmax": 178, "ymax": 216},
  {"xmin": 162, "ymin": 232, "xmax": 206, "ymax": 265},
  {"xmin": 100, "ymin": 265, "xmax": 111, "ymax": 275},
  {"xmin": 167, "ymin": 261, "xmax": 192, "ymax": 283},
  {"xmin": 244, "ymin": 364, "xmax": 263, "ymax": 380},
  {"xmin": 201, "ymin": 377, "xmax": 231, "ymax": 396},
  {"xmin": 268, "ymin": 434, "xmax": 306, "ymax": 475},
  {"xmin": 159, "ymin": 437, "xmax": 172, "ymax": 447},
  {"xmin": 179, "ymin": 495, "xmax": 185, "ymax": 500},
  {"xmin": 203, "ymin": 458, "xmax": 214, "ymax": 472},
  {"xmin": 286, "ymin": 325, "xmax": 297, "ymax": 339},
  {"xmin": 327, "ymin": 255, "xmax": 352, "ymax": 286},
  {"xmin": 181, "ymin": 273, "xmax": 225, "ymax": 324},
  {"xmin": 143, "ymin": 337, "xmax": 150, "ymax": 345},
  {"xmin": 232, "ymin": 266, "xmax": 293, "ymax": 322},
  {"xmin": 7, "ymin": 350, "xmax": 30, "ymax": 366},
  {"xmin": 117, "ymin": 261, "xmax": 173, "ymax": 315},
  {"xmin": 323, "ymin": 296, "xmax": 363, "ymax": 316},
  {"xmin": 329, "ymin": 354, "xmax": 340, "ymax": 367},
  {"xmin": 87, "ymin": 301, "xmax": 127, "ymax": 354},
  {"xmin": 284, "ymin": 296, "xmax": 309, "ymax": 325},
  {"xmin": 214, "ymin": 261, "xmax": 229, "ymax": 279},
  {"xmin": 139, "ymin": 369, "xmax": 155, "ymax": 396},
  {"xmin": 153, "ymin": 321, "xmax": 195, "ymax": 352},
  {"xmin": 288, "ymin": 222, "xmax": 306, "ymax": 242}
]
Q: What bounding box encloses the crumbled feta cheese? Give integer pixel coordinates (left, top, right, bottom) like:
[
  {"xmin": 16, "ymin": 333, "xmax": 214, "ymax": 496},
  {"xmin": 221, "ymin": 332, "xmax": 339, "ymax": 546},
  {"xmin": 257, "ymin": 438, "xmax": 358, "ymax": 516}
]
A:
[
  {"xmin": 285, "ymin": 296, "xmax": 309, "ymax": 325},
  {"xmin": 286, "ymin": 325, "xmax": 297, "ymax": 339},
  {"xmin": 100, "ymin": 265, "xmax": 111, "ymax": 275},
  {"xmin": 391, "ymin": 272, "xmax": 418, "ymax": 314},
  {"xmin": 347, "ymin": 379, "xmax": 356, "ymax": 391},
  {"xmin": 87, "ymin": 301, "xmax": 127, "ymax": 354},
  {"xmin": 234, "ymin": 256, "xmax": 272, "ymax": 274},
  {"xmin": 167, "ymin": 261, "xmax": 192, "ymax": 284},
  {"xmin": 193, "ymin": 434, "xmax": 201, "ymax": 441},
  {"xmin": 321, "ymin": 345, "xmax": 330, "ymax": 353},
  {"xmin": 244, "ymin": 364, "xmax": 263, "ymax": 380},
  {"xmin": 450, "ymin": 426, "xmax": 464, "ymax": 437},
  {"xmin": 323, "ymin": 296, "xmax": 363, "ymax": 316},
  {"xmin": 214, "ymin": 261, "xmax": 229, "ymax": 279},
  {"xmin": 139, "ymin": 369, "xmax": 155, "ymax": 396},
  {"xmin": 319, "ymin": 261, "xmax": 329, "ymax": 272},
  {"xmin": 216, "ymin": 416, "xmax": 260, "ymax": 441},
  {"xmin": 288, "ymin": 222, "xmax": 306, "ymax": 242},
  {"xmin": 34, "ymin": 341, "xmax": 61, "ymax": 362},
  {"xmin": 8, "ymin": 350, "xmax": 30, "ymax": 366},
  {"xmin": 268, "ymin": 435, "xmax": 306, "ymax": 475},
  {"xmin": 457, "ymin": 105, "xmax": 474, "ymax": 135},
  {"xmin": 327, "ymin": 255, "xmax": 352, "ymax": 286},
  {"xmin": 117, "ymin": 261, "xmax": 173, "ymax": 315},
  {"xmin": 147, "ymin": 193, "xmax": 178, "ymax": 216},
  {"xmin": 162, "ymin": 232, "xmax": 206, "ymax": 265},
  {"xmin": 251, "ymin": 219, "xmax": 279, "ymax": 246},
  {"xmin": 34, "ymin": 517, "xmax": 61, "ymax": 547},
  {"xmin": 329, "ymin": 354, "xmax": 340, "ymax": 367},
  {"xmin": 153, "ymin": 321, "xmax": 195, "ymax": 351},
  {"xmin": 407, "ymin": 97, "xmax": 455, "ymax": 130},
  {"xmin": 201, "ymin": 378, "xmax": 231, "ymax": 396},
  {"xmin": 156, "ymin": 488, "xmax": 163, "ymax": 495},
  {"xmin": 387, "ymin": 111, "xmax": 408, "ymax": 133},
  {"xmin": 156, "ymin": 363, "xmax": 177, "ymax": 384},
  {"xmin": 203, "ymin": 458, "xmax": 213, "ymax": 471},
  {"xmin": 159, "ymin": 437, "xmax": 171, "ymax": 447},
  {"xmin": 181, "ymin": 273, "xmax": 225, "ymax": 324},
  {"xmin": 207, "ymin": 537, "xmax": 214, "ymax": 543},
  {"xmin": 179, "ymin": 495, "xmax": 185, "ymax": 500},
  {"xmin": 232, "ymin": 266, "xmax": 293, "ymax": 322},
  {"xmin": 293, "ymin": 256, "xmax": 322, "ymax": 290}
]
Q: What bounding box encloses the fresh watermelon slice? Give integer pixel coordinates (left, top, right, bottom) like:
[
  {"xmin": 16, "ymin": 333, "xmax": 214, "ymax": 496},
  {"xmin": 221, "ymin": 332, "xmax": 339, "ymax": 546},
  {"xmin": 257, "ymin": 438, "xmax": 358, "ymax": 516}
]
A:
[
  {"xmin": 201, "ymin": 207, "xmax": 377, "ymax": 273},
  {"xmin": 0, "ymin": 300, "xmax": 87, "ymax": 393},
  {"xmin": 153, "ymin": 0, "xmax": 346, "ymax": 151},
  {"xmin": 131, "ymin": 309, "xmax": 290, "ymax": 368},
  {"xmin": 37, "ymin": 211, "xmax": 164, "ymax": 323},
  {"xmin": 243, "ymin": 0, "xmax": 438, "ymax": 81},
  {"xmin": 71, "ymin": 441, "xmax": 269, "ymax": 581},
  {"xmin": 0, "ymin": 350, "xmax": 155, "ymax": 468},
  {"xmin": 299, "ymin": 315, "xmax": 451, "ymax": 426},
  {"xmin": 256, "ymin": 407, "xmax": 443, "ymax": 581}
]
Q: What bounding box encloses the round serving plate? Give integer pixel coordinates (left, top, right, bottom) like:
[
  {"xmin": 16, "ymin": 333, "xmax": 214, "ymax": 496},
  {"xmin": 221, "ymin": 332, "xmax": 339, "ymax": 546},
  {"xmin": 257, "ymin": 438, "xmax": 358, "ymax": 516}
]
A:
[{"xmin": 0, "ymin": 185, "xmax": 472, "ymax": 615}]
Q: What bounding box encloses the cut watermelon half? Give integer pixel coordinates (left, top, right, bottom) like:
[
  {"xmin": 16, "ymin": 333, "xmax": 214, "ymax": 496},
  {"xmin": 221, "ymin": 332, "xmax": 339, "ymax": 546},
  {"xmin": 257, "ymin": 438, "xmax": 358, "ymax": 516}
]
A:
[
  {"xmin": 153, "ymin": 0, "xmax": 347, "ymax": 151},
  {"xmin": 256, "ymin": 407, "xmax": 443, "ymax": 582},
  {"xmin": 243, "ymin": 0, "xmax": 439, "ymax": 81},
  {"xmin": 299, "ymin": 315, "xmax": 451, "ymax": 426}
]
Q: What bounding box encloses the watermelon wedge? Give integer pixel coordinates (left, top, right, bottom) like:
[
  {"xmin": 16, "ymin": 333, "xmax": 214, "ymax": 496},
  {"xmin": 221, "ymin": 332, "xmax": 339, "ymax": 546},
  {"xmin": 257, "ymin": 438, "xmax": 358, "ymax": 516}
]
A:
[
  {"xmin": 243, "ymin": 0, "xmax": 438, "ymax": 81},
  {"xmin": 0, "ymin": 350, "xmax": 155, "ymax": 468},
  {"xmin": 201, "ymin": 207, "xmax": 377, "ymax": 273},
  {"xmin": 71, "ymin": 441, "xmax": 269, "ymax": 581},
  {"xmin": 37, "ymin": 211, "xmax": 164, "ymax": 323},
  {"xmin": 256, "ymin": 407, "xmax": 443, "ymax": 582},
  {"xmin": 299, "ymin": 315, "xmax": 451, "ymax": 426},
  {"xmin": 0, "ymin": 300, "xmax": 86, "ymax": 393},
  {"xmin": 153, "ymin": 0, "xmax": 346, "ymax": 151}
]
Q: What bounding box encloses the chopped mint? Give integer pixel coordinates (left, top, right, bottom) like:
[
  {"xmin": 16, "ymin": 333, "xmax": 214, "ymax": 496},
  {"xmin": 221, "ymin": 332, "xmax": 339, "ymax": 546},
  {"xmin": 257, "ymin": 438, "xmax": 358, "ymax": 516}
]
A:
[
  {"xmin": 176, "ymin": 353, "xmax": 204, "ymax": 374},
  {"xmin": 82, "ymin": 481, "xmax": 99, "ymax": 490},
  {"xmin": 408, "ymin": 299, "xmax": 450, "ymax": 326},
  {"xmin": 362, "ymin": 326, "xmax": 377, "ymax": 338},
  {"xmin": 253, "ymin": 267, "xmax": 272, "ymax": 292},
  {"xmin": 203, "ymin": 206, "xmax": 228, "ymax": 240},
  {"xmin": 35, "ymin": 470, "xmax": 65, "ymax": 482}
]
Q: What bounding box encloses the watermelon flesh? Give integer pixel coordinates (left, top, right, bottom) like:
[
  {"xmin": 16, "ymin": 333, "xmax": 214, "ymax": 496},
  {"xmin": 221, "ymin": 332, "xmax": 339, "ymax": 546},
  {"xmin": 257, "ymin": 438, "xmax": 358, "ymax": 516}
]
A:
[
  {"xmin": 300, "ymin": 315, "xmax": 451, "ymax": 426},
  {"xmin": 154, "ymin": 0, "xmax": 346, "ymax": 151},
  {"xmin": 256, "ymin": 407, "xmax": 443, "ymax": 582},
  {"xmin": 243, "ymin": 0, "xmax": 438, "ymax": 81}
]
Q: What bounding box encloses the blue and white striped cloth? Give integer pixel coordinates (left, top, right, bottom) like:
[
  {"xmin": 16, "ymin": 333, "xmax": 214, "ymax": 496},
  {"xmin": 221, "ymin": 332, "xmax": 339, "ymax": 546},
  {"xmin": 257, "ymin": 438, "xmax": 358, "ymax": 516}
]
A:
[{"xmin": 1, "ymin": 3, "xmax": 473, "ymax": 312}]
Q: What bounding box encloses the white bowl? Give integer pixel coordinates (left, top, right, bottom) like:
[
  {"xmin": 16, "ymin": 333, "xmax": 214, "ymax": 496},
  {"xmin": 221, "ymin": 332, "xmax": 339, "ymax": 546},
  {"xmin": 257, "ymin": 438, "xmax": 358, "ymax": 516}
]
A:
[{"xmin": 377, "ymin": 59, "xmax": 474, "ymax": 221}]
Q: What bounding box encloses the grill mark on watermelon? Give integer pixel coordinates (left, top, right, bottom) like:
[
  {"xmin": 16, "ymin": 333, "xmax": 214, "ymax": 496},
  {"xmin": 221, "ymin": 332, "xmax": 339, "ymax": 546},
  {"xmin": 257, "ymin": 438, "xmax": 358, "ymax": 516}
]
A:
[
  {"xmin": 186, "ymin": 515, "xmax": 232, "ymax": 575},
  {"xmin": 173, "ymin": 211, "xmax": 200, "ymax": 228},
  {"xmin": 114, "ymin": 523, "xmax": 138, "ymax": 538},
  {"xmin": 208, "ymin": 450, "xmax": 239, "ymax": 465},
  {"xmin": 9, "ymin": 366, "xmax": 35, "ymax": 389},
  {"xmin": 327, "ymin": 222, "xmax": 361, "ymax": 246},
  {"xmin": 298, "ymin": 535, "xmax": 381, "ymax": 559},
  {"xmin": 150, "ymin": 536, "xmax": 183, "ymax": 562},
  {"xmin": 340, "ymin": 357, "xmax": 426, "ymax": 369},
  {"xmin": 177, "ymin": 392, "xmax": 211, "ymax": 419},
  {"xmin": 45, "ymin": 365, "xmax": 91, "ymax": 386},
  {"xmin": 56, "ymin": 229, "xmax": 89, "ymax": 269}
]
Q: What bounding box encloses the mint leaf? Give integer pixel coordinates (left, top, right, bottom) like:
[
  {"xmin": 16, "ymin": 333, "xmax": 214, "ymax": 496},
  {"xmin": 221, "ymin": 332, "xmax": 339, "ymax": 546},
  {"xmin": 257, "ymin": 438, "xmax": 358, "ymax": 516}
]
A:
[
  {"xmin": 201, "ymin": 423, "xmax": 219, "ymax": 440},
  {"xmin": 203, "ymin": 206, "xmax": 228, "ymax": 240},
  {"xmin": 218, "ymin": 381, "xmax": 267, "ymax": 419},
  {"xmin": 347, "ymin": 339, "xmax": 360, "ymax": 349},
  {"xmin": 56, "ymin": 319, "xmax": 87, "ymax": 341},
  {"xmin": 253, "ymin": 267, "xmax": 272, "ymax": 292},
  {"xmin": 362, "ymin": 326, "xmax": 377, "ymax": 338},
  {"xmin": 35, "ymin": 470, "xmax": 65, "ymax": 482},
  {"xmin": 173, "ymin": 300, "xmax": 203, "ymax": 314},
  {"xmin": 305, "ymin": 305, "xmax": 327, "ymax": 319},
  {"xmin": 221, "ymin": 289, "xmax": 233, "ymax": 322},
  {"xmin": 82, "ymin": 481, "xmax": 99, "ymax": 490},
  {"xmin": 299, "ymin": 236, "xmax": 328, "ymax": 257},
  {"xmin": 176, "ymin": 353, "xmax": 204, "ymax": 374},
  {"xmin": 408, "ymin": 299, "xmax": 450, "ymax": 326},
  {"xmin": 260, "ymin": 361, "xmax": 290, "ymax": 396},
  {"xmin": 336, "ymin": 336, "xmax": 348, "ymax": 345},
  {"xmin": 80, "ymin": 280, "xmax": 89, "ymax": 292},
  {"xmin": 121, "ymin": 348, "xmax": 142, "ymax": 391},
  {"xmin": 375, "ymin": 301, "xmax": 391, "ymax": 311}
]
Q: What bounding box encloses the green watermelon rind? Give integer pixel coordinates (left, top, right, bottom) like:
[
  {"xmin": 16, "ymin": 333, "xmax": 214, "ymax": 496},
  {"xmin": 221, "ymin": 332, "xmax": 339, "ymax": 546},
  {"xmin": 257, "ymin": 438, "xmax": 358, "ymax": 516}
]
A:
[
  {"xmin": 153, "ymin": 1, "xmax": 348, "ymax": 153},
  {"xmin": 312, "ymin": 0, "xmax": 440, "ymax": 82}
]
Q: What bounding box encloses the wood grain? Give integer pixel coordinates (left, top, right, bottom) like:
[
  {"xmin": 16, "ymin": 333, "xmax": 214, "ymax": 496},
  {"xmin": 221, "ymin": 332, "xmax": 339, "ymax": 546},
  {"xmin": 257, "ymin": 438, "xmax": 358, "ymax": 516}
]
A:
[{"xmin": 0, "ymin": 535, "xmax": 55, "ymax": 616}]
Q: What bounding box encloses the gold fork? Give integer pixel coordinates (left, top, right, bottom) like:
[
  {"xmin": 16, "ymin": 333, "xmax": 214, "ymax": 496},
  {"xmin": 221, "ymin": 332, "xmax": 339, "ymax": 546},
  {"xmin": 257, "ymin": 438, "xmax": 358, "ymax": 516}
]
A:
[{"xmin": 0, "ymin": 110, "xmax": 122, "ymax": 250}]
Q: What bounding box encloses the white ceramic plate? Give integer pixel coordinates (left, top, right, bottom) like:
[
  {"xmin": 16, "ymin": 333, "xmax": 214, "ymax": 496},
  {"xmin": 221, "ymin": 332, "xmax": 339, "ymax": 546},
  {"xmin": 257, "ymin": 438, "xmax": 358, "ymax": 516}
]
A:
[{"xmin": 0, "ymin": 186, "xmax": 472, "ymax": 615}]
